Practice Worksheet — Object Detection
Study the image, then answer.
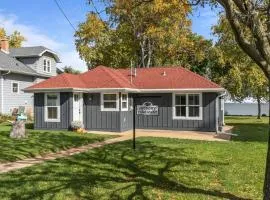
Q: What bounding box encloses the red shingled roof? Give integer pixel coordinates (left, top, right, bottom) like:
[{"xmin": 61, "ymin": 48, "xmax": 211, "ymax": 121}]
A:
[
  {"xmin": 25, "ymin": 65, "xmax": 223, "ymax": 91},
  {"xmin": 117, "ymin": 67, "xmax": 221, "ymax": 89}
]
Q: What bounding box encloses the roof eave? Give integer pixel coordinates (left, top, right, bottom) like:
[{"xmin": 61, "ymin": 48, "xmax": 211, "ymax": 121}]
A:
[
  {"xmin": 137, "ymin": 88, "xmax": 226, "ymax": 93},
  {"xmin": 23, "ymin": 87, "xmax": 139, "ymax": 93},
  {"xmin": 0, "ymin": 69, "xmax": 38, "ymax": 77},
  {"xmin": 24, "ymin": 87, "xmax": 225, "ymax": 93}
]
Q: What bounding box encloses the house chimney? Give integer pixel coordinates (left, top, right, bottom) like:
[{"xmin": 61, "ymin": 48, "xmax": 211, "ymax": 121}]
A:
[{"xmin": 0, "ymin": 38, "xmax": 9, "ymax": 54}]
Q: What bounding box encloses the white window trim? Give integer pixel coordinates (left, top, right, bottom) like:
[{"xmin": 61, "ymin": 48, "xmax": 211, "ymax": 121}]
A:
[
  {"xmin": 11, "ymin": 82, "xmax": 19, "ymax": 94},
  {"xmin": 101, "ymin": 93, "xmax": 119, "ymax": 111},
  {"xmin": 121, "ymin": 93, "xmax": 129, "ymax": 111},
  {"xmin": 44, "ymin": 93, "xmax": 60, "ymax": 122},
  {"xmin": 43, "ymin": 58, "xmax": 51, "ymax": 73},
  {"xmin": 172, "ymin": 93, "xmax": 203, "ymax": 120}
]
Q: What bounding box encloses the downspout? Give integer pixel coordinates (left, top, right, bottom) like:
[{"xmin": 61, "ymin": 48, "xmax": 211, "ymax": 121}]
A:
[
  {"xmin": 216, "ymin": 91, "xmax": 227, "ymax": 133},
  {"xmin": 1, "ymin": 70, "xmax": 11, "ymax": 114}
]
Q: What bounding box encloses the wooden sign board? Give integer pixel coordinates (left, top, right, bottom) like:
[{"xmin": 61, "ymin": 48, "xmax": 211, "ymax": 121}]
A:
[{"xmin": 137, "ymin": 102, "xmax": 159, "ymax": 115}]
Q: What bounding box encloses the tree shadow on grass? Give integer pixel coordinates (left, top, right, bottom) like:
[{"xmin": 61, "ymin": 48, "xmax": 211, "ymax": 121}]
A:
[
  {"xmin": 0, "ymin": 130, "xmax": 108, "ymax": 162},
  {"xmin": 0, "ymin": 139, "xmax": 252, "ymax": 200}
]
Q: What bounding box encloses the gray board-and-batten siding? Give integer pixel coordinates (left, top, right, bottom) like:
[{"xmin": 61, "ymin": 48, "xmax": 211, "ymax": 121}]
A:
[
  {"xmin": 34, "ymin": 93, "xmax": 73, "ymax": 130},
  {"xmin": 34, "ymin": 92, "xmax": 217, "ymax": 132}
]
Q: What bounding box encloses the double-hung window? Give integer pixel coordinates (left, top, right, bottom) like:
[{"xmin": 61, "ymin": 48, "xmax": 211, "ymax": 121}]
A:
[
  {"xmin": 45, "ymin": 93, "xmax": 60, "ymax": 122},
  {"xmin": 101, "ymin": 93, "xmax": 119, "ymax": 111},
  {"xmin": 173, "ymin": 93, "xmax": 202, "ymax": 120},
  {"xmin": 11, "ymin": 82, "xmax": 19, "ymax": 93},
  {"xmin": 121, "ymin": 93, "xmax": 128, "ymax": 111},
  {"xmin": 43, "ymin": 59, "xmax": 51, "ymax": 73}
]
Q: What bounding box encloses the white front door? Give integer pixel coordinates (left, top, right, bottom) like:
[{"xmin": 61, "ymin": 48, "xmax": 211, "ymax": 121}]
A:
[{"xmin": 73, "ymin": 93, "xmax": 83, "ymax": 122}]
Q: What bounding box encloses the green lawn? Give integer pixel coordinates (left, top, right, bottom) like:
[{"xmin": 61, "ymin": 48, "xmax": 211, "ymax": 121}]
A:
[
  {"xmin": 227, "ymin": 116, "xmax": 268, "ymax": 142},
  {"xmin": 0, "ymin": 116, "xmax": 268, "ymax": 199},
  {"xmin": 0, "ymin": 123, "xmax": 113, "ymax": 163}
]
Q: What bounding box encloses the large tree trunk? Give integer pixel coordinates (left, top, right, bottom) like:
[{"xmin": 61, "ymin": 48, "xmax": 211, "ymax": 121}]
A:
[
  {"xmin": 10, "ymin": 121, "xmax": 26, "ymax": 139},
  {"xmin": 263, "ymin": 81, "xmax": 270, "ymax": 200},
  {"xmin": 139, "ymin": 36, "xmax": 146, "ymax": 68},
  {"xmin": 257, "ymin": 96, "xmax": 261, "ymax": 119}
]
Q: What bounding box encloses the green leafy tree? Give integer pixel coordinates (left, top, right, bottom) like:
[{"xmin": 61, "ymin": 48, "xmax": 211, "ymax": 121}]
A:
[
  {"xmin": 63, "ymin": 66, "xmax": 81, "ymax": 74},
  {"xmin": 75, "ymin": 0, "xmax": 212, "ymax": 71},
  {"xmin": 212, "ymin": 15, "xmax": 268, "ymax": 119},
  {"xmin": 0, "ymin": 28, "xmax": 26, "ymax": 48}
]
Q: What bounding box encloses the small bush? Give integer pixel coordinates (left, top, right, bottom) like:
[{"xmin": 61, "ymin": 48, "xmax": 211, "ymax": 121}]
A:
[
  {"xmin": 262, "ymin": 114, "xmax": 267, "ymax": 117},
  {"xmin": 25, "ymin": 123, "xmax": 34, "ymax": 129},
  {"xmin": 70, "ymin": 121, "xmax": 84, "ymax": 130}
]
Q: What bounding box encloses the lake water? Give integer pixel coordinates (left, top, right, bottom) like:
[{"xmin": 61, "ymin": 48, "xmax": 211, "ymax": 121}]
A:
[{"xmin": 225, "ymin": 103, "xmax": 269, "ymax": 116}]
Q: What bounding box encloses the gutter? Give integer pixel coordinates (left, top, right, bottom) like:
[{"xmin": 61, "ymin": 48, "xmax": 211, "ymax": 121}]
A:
[
  {"xmin": 1, "ymin": 70, "xmax": 11, "ymax": 113},
  {"xmin": 216, "ymin": 91, "xmax": 227, "ymax": 133},
  {"xmin": 24, "ymin": 87, "xmax": 225, "ymax": 93}
]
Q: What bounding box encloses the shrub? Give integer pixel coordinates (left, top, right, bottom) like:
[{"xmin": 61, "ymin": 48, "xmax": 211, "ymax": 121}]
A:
[
  {"xmin": 70, "ymin": 121, "xmax": 84, "ymax": 130},
  {"xmin": 0, "ymin": 114, "xmax": 14, "ymax": 124},
  {"xmin": 262, "ymin": 114, "xmax": 267, "ymax": 117},
  {"xmin": 25, "ymin": 123, "xmax": 34, "ymax": 129}
]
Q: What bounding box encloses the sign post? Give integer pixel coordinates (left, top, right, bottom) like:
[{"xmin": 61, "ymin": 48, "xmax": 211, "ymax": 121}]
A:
[{"xmin": 133, "ymin": 99, "xmax": 136, "ymax": 150}]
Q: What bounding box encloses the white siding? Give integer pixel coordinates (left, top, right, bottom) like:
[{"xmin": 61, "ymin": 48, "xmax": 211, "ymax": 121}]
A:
[
  {"xmin": 35, "ymin": 52, "xmax": 57, "ymax": 76},
  {"xmin": 0, "ymin": 72, "xmax": 3, "ymax": 113},
  {"xmin": 2, "ymin": 73, "xmax": 35, "ymax": 114}
]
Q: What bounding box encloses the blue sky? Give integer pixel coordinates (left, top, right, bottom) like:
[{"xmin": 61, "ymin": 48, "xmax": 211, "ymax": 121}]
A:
[{"xmin": 0, "ymin": 0, "xmax": 219, "ymax": 72}]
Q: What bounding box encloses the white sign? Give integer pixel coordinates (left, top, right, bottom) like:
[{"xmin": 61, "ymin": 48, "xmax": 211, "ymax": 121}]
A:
[{"xmin": 137, "ymin": 102, "xmax": 159, "ymax": 115}]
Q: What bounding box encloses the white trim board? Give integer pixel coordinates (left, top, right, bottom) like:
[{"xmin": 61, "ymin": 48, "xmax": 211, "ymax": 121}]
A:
[
  {"xmin": 121, "ymin": 93, "xmax": 129, "ymax": 111},
  {"xmin": 44, "ymin": 93, "xmax": 61, "ymax": 122},
  {"xmin": 25, "ymin": 87, "xmax": 225, "ymax": 93},
  {"xmin": 39, "ymin": 49, "xmax": 61, "ymax": 63},
  {"xmin": 100, "ymin": 93, "xmax": 120, "ymax": 111}
]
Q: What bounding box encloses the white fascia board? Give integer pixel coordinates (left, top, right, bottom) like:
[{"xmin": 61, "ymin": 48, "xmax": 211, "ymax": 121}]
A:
[
  {"xmin": 24, "ymin": 87, "xmax": 225, "ymax": 93},
  {"xmin": 24, "ymin": 87, "xmax": 139, "ymax": 93},
  {"xmin": 39, "ymin": 50, "xmax": 61, "ymax": 63},
  {"xmin": 137, "ymin": 88, "xmax": 226, "ymax": 93}
]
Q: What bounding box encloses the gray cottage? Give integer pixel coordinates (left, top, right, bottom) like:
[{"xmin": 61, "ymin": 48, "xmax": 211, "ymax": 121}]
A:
[
  {"xmin": 0, "ymin": 38, "xmax": 60, "ymax": 115},
  {"xmin": 25, "ymin": 65, "xmax": 226, "ymax": 132}
]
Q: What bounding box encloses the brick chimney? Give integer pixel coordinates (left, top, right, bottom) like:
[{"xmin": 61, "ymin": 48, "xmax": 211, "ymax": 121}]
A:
[{"xmin": 0, "ymin": 38, "xmax": 9, "ymax": 54}]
